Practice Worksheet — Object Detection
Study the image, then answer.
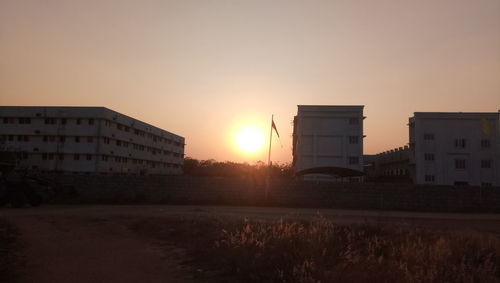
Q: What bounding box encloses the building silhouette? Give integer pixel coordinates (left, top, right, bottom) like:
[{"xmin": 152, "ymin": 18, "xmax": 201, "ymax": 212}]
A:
[
  {"xmin": 0, "ymin": 106, "xmax": 184, "ymax": 175},
  {"xmin": 292, "ymin": 105, "xmax": 365, "ymax": 180},
  {"xmin": 408, "ymin": 112, "xmax": 499, "ymax": 186}
]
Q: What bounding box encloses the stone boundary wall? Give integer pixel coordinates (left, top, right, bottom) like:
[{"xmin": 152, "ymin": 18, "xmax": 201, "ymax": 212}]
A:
[{"xmin": 48, "ymin": 175, "xmax": 500, "ymax": 213}]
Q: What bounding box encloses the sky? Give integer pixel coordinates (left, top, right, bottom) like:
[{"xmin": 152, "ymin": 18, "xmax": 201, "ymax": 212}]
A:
[{"xmin": 1, "ymin": 0, "xmax": 499, "ymax": 164}]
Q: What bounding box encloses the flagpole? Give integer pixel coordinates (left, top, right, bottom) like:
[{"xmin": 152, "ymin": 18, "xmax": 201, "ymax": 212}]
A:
[
  {"xmin": 268, "ymin": 114, "xmax": 273, "ymax": 167},
  {"xmin": 266, "ymin": 115, "xmax": 273, "ymax": 201}
]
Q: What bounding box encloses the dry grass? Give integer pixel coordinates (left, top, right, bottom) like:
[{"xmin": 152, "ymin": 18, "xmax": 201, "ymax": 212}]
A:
[
  {"xmin": 214, "ymin": 218, "xmax": 499, "ymax": 282},
  {"xmin": 0, "ymin": 219, "xmax": 23, "ymax": 283},
  {"xmin": 129, "ymin": 216, "xmax": 500, "ymax": 283}
]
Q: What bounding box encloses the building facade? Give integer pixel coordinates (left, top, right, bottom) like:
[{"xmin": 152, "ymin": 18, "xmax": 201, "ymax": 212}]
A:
[
  {"xmin": 292, "ymin": 105, "xmax": 365, "ymax": 179},
  {"xmin": 0, "ymin": 106, "xmax": 185, "ymax": 175},
  {"xmin": 364, "ymin": 146, "xmax": 412, "ymax": 182},
  {"xmin": 408, "ymin": 112, "xmax": 499, "ymax": 186}
]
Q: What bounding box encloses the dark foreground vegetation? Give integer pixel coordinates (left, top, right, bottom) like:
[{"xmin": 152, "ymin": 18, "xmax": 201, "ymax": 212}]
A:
[
  {"xmin": 183, "ymin": 157, "xmax": 293, "ymax": 178},
  {"xmin": 132, "ymin": 216, "xmax": 500, "ymax": 283},
  {"xmin": 0, "ymin": 219, "xmax": 22, "ymax": 283}
]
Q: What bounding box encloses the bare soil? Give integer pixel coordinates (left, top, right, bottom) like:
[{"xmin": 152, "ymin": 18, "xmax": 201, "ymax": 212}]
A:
[{"xmin": 1, "ymin": 205, "xmax": 500, "ymax": 283}]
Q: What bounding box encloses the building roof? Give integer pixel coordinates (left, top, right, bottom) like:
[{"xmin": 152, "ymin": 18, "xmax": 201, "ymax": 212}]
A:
[
  {"xmin": 297, "ymin": 105, "xmax": 364, "ymax": 110},
  {"xmin": 412, "ymin": 112, "xmax": 499, "ymax": 119}
]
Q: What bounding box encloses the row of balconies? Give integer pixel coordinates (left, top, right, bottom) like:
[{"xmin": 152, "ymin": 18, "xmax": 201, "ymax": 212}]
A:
[{"xmin": 0, "ymin": 117, "xmax": 184, "ymax": 149}]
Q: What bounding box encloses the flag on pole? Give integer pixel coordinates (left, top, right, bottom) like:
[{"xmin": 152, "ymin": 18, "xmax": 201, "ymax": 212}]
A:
[
  {"xmin": 481, "ymin": 118, "xmax": 493, "ymax": 135},
  {"xmin": 272, "ymin": 119, "xmax": 280, "ymax": 138}
]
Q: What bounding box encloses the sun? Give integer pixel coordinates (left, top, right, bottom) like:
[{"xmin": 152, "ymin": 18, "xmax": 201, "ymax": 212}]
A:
[{"xmin": 235, "ymin": 126, "xmax": 265, "ymax": 153}]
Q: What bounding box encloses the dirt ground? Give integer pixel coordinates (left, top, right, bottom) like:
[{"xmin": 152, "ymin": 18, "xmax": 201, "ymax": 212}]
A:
[{"xmin": 1, "ymin": 205, "xmax": 500, "ymax": 283}]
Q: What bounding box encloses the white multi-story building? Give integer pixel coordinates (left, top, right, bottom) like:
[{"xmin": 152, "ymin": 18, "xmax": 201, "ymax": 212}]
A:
[
  {"xmin": 409, "ymin": 112, "xmax": 499, "ymax": 186},
  {"xmin": 0, "ymin": 106, "xmax": 185, "ymax": 175},
  {"xmin": 292, "ymin": 105, "xmax": 365, "ymax": 179}
]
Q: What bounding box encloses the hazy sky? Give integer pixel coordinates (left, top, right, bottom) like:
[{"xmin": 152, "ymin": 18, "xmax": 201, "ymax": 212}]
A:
[{"xmin": 1, "ymin": 0, "xmax": 499, "ymax": 163}]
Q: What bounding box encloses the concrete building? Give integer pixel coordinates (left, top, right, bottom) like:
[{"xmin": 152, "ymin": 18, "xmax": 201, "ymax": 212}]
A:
[
  {"xmin": 408, "ymin": 112, "xmax": 499, "ymax": 186},
  {"xmin": 0, "ymin": 106, "xmax": 185, "ymax": 175},
  {"xmin": 364, "ymin": 146, "xmax": 411, "ymax": 182},
  {"xmin": 292, "ymin": 105, "xmax": 365, "ymax": 180}
]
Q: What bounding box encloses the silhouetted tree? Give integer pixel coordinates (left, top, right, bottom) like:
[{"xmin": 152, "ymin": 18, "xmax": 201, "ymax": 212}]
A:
[
  {"xmin": 182, "ymin": 158, "xmax": 293, "ymax": 179},
  {"xmin": 182, "ymin": 157, "xmax": 199, "ymax": 175}
]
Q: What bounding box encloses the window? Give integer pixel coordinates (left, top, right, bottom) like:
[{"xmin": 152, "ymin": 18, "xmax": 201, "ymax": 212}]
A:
[
  {"xmin": 103, "ymin": 137, "xmax": 110, "ymax": 144},
  {"xmin": 86, "ymin": 154, "xmax": 92, "ymax": 161},
  {"xmin": 424, "ymin": 175, "xmax": 435, "ymax": 182},
  {"xmin": 59, "ymin": 154, "xmax": 64, "ymax": 160},
  {"xmin": 48, "ymin": 154, "xmax": 54, "ymax": 160},
  {"xmin": 424, "ymin": 153, "xmax": 434, "ymax": 161},
  {"xmin": 102, "ymin": 155, "xmax": 108, "ymax": 162},
  {"xmin": 43, "ymin": 136, "xmax": 48, "ymax": 142},
  {"xmin": 19, "ymin": 118, "xmax": 31, "ymax": 124},
  {"xmin": 44, "ymin": 118, "xmax": 56, "ymax": 124},
  {"xmin": 348, "ymin": 118, "xmax": 359, "ymax": 125},
  {"xmin": 74, "ymin": 154, "xmax": 80, "ymax": 160},
  {"xmin": 481, "ymin": 160, "xmax": 492, "ymax": 169},
  {"xmin": 455, "ymin": 159, "xmax": 466, "ymax": 169},
  {"xmin": 454, "ymin": 181, "xmax": 468, "ymax": 186},
  {"xmin": 75, "ymin": 137, "xmax": 80, "ymax": 143},
  {"xmin": 60, "ymin": 136, "xmax": 66, "ymax": 143},
  {"xmin": 349, "ymin": 136, "xmax": 359, "ymax": 144},
  {"xmin": 480, "ymin": 139, "xmax": 491, "ymax": 149},
  {"xmin": 8, "ymin": 135, "xmax": 13, "ymax": 141},
  {"xmin": 76, "ymin": 118, "xmax": 81, "ymax": 125},
  {"xmin": 61, "ymin": 118, "xmax": 67, "ymax": 125},
  {"xmin": 117, "ymin": 124, "xmax": 123, "ymax": 130},
  {"xmin": 3, "ymin": 118, "xmax": 8, "ymax": 124},
  {"xmin": 349, "ymin": 156, "xmax": 359, "ymax": 165},
  {"xmin": 42, "ymin": 153, "xmax": 47, "ymax": 160},
  {"xmin": 481, "ymin": 182, "xmax": 492, "ymax": 187},
  {"xmin": 455, "ymin": 139, "xmax": 466, "ymax": 148},
  {"xmin": 423, "ymin": 133, "xmax": 434, "ymax": 140},
  {"xmin": 23, "ymin": 136, "xmax": 29, "ymax": 142},
  {"xmin": 88, "ymin": 119, "xmax": 94, "ymax": 125},
  {"xmin": 17, "ymin": 136, "xmax": 22, "ymax": 142},
  {"xmin": 87, "ymin": 137, "xmax": 93, "ymax": 143},
  {"xmin": 116, "ymin": 140, "xmax": 122, "ymax": 146}
]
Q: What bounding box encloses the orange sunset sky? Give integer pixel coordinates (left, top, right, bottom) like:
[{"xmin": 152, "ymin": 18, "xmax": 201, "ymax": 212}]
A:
[{"xmin": 1, "ymin": 0, "xmax": 499, "ymax": 163}]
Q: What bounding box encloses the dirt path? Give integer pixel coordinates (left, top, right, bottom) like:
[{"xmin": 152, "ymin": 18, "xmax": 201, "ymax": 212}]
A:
[{"xmin": 4, "ymin": 213, "xmax": 192, "ymax": 283}]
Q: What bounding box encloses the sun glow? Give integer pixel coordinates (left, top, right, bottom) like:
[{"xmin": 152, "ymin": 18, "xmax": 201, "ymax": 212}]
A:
[{"xmin": 235, "ymin": 126, "xmax": 265, "ymax": 154}]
